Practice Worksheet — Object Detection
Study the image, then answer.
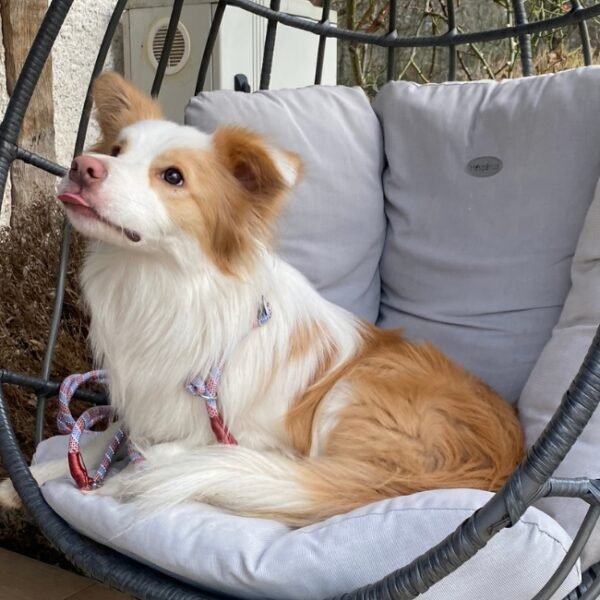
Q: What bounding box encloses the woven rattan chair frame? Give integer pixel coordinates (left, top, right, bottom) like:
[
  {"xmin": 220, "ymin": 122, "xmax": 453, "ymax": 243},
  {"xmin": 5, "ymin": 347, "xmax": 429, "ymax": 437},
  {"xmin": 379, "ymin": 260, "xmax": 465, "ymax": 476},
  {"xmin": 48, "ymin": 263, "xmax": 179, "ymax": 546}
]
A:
[{"xmin": 2, "ymin": 1, "xmax": 600, "ymax": 598}]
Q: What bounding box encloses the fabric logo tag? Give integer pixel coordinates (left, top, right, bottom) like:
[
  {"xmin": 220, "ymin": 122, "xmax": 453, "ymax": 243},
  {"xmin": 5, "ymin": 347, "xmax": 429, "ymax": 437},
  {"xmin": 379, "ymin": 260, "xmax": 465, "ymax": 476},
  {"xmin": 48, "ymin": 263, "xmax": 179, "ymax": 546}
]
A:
[{"xmin": 466, "ymin": 156, "xmax": 503, "ymax": 178}]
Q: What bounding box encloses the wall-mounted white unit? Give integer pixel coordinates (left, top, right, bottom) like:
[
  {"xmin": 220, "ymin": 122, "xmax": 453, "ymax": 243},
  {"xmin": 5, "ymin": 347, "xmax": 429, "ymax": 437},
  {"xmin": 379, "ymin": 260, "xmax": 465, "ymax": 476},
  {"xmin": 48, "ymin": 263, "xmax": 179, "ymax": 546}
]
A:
[{"xmin": 122, "ymin": 0, "xmax": 337, "ymax": 123}]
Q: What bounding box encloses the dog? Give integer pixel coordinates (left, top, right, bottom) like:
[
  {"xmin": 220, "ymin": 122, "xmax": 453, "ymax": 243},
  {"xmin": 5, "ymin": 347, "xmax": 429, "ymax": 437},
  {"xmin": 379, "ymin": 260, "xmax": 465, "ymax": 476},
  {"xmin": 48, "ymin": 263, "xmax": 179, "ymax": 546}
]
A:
[{"xmin": 0, "ymin": 73, "xmax": 524, "ymax": 525}]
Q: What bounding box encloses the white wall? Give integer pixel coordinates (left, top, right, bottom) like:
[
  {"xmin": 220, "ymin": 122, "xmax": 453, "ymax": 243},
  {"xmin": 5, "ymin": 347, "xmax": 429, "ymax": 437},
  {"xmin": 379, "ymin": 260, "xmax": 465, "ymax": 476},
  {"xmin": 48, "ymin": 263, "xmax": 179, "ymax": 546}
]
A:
[{"xmin": 52, "ymin": 0, "xmax": 124, "ymax": 167}]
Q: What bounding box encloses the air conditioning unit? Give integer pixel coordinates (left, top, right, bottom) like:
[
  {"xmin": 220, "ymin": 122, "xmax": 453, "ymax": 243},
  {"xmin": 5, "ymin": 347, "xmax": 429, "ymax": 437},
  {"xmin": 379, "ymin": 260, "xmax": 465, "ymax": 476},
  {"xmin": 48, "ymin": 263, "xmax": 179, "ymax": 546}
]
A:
[{"xmin": 122, "ymin": 0, "xmax": 337, "ymax": 123}]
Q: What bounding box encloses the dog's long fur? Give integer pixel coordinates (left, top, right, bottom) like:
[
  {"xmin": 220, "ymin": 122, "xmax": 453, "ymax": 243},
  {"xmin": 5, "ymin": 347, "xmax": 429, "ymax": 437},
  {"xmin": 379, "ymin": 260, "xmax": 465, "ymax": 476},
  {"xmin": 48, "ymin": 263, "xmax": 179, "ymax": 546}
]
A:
[{"xmin": 0, "ymin": 73, "xmax": 524, "ymax": 525}]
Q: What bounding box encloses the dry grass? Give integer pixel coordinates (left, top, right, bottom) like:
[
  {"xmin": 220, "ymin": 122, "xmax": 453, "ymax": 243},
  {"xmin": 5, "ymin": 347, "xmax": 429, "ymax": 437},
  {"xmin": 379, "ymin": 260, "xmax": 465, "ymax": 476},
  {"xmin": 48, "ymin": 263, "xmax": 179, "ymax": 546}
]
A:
[
  {"xmin": 0, "ymin": 193, "xmax": 91, "ymax": 568},
  {"xmin": 533, "ymin": 47, "xmax": 591, "ymax": 75}
]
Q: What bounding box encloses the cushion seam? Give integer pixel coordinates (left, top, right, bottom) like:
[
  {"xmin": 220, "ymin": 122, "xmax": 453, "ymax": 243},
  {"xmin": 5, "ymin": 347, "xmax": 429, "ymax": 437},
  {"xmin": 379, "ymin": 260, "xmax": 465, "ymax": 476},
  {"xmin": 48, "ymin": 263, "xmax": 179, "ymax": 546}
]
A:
[{"xmin": 519, "ymin": 518, "xmax": 582, "ymax": 578}]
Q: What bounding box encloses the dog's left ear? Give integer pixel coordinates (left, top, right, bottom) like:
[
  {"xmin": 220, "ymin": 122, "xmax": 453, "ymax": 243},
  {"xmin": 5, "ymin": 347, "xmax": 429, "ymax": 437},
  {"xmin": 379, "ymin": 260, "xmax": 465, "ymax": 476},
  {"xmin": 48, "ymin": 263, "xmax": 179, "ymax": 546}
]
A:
[
  {"xmin": 91, "ymin": 71, "xmax": 163, "ymax": 153},
  {"xmin": 213, "ymin": 127, "xmax": 301, "ymax": 209},
  {"xmin": 207, "ymin": 127, "xmax": 301, "ymax": 274}
]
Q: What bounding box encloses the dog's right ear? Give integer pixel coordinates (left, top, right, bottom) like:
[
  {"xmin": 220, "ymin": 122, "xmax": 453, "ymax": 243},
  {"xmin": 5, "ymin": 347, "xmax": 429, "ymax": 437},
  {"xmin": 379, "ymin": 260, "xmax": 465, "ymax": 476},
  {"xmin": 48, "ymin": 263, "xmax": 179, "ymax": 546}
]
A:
[{"xmin": 91, "ymin": 72, "xmax": 162, "ymax": 153}]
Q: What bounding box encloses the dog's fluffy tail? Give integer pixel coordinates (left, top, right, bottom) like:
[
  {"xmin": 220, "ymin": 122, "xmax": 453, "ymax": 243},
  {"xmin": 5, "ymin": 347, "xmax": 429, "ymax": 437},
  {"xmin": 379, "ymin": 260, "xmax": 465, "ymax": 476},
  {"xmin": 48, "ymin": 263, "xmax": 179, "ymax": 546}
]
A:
[
  {"xmin": 134, "ymin": 446, "xmax": 328, "ymax": 526},
  {"xmin": 102, "ymin": 443, "xmax": 505, "ymax": 527},
  {"xmin": 101, "ymin": 445, "xmax": 323, "ymax": 526}
]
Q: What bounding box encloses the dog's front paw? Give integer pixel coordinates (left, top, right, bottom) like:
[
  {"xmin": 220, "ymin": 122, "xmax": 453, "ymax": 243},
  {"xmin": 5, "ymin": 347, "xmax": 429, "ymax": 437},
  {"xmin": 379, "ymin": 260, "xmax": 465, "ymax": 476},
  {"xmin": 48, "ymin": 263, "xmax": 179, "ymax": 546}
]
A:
[{"xmin": 0, "ymin": 478, "xmax": 21, "ymax": 510}]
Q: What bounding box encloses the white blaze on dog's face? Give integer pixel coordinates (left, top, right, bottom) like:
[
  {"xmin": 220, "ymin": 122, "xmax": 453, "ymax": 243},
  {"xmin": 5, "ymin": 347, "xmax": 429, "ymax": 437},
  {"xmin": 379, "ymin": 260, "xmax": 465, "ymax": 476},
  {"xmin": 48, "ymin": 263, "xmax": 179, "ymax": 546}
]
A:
[{"xmin": 58, "ymin": 72, "xmax": 300, "ymax": 274}]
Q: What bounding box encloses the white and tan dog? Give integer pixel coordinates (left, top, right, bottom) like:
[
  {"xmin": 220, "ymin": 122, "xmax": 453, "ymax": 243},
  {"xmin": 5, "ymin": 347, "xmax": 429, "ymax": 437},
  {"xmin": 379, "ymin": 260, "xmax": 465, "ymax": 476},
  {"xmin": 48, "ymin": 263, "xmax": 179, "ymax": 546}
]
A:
[{"xmin": 0, "ymin": 73, "xmax": 524, "ymax": 525}]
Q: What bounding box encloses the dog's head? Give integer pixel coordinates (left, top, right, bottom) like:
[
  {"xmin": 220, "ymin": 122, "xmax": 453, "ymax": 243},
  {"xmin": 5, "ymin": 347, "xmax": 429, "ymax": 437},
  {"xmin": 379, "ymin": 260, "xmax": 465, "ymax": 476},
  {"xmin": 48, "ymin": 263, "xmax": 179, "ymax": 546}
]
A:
[{"xmin": 58, "ymin": 72, "xmax": 300, "ymax": 274}]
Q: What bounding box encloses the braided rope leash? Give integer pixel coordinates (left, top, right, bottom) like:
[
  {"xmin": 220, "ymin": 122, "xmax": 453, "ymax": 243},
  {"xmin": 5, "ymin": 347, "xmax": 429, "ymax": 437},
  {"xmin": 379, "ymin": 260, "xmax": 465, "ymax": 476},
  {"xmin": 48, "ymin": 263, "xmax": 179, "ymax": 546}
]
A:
[
  {"xmin": 58, "ymin": 298, "xmax": 272, "ymax": 488},
  {"xmin": 57, "ymin": 370, "xmax": 142, "ymax": 490}
]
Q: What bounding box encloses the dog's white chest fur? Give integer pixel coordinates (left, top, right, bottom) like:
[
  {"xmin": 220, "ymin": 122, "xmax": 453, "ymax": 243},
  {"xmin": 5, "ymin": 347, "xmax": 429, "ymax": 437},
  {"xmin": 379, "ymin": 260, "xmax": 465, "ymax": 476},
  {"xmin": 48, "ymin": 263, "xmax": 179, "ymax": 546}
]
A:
[{"xmin": 81, "ymin": 239, "xmax": 359, "ymax": 454}]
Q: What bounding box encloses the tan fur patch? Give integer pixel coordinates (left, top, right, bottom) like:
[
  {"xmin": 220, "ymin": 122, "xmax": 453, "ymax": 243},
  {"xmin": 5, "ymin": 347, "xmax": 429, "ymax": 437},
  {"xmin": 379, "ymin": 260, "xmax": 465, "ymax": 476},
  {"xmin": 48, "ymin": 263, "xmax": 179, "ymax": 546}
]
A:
[
  {"xmin": 287, "ymin": 320, "xmax": 323, "ymax": 362},
  {"xmin": 151, "ymin": 132, "xmax": 295, "ymax": 274},
  {"xmin": 213, "ymin": 127, "xmax": 301, "ymax": 200},
  {"xmin": 282, "ymin": 323, "xmax": 524, "ymax": 524},
  {"xmin": 285, "ymin": 329, "xmax": 337, "ymax": 456},
  {"xmin": 91, "ymin": 72, "xmax": 162, "ymax": 154}
]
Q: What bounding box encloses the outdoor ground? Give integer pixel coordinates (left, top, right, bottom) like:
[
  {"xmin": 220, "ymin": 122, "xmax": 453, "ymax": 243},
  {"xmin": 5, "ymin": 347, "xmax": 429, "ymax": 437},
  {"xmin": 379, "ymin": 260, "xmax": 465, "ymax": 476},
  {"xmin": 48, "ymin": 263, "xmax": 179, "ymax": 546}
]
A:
[
  {"xmin": 0, "ymin": 198, "xmax": 91, "ymax": 570},
  {"xmin": 0, "ymin": 547, "xmax": 129, "ymax": 599}
]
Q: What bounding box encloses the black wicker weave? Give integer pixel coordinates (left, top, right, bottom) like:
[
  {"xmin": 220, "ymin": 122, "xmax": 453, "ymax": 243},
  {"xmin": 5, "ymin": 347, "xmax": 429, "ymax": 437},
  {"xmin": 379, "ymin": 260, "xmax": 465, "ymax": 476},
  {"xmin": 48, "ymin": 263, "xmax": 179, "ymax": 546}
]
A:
[{"xmin": 2, "ymin": 1, "xmax": 600, "ymax": 599}]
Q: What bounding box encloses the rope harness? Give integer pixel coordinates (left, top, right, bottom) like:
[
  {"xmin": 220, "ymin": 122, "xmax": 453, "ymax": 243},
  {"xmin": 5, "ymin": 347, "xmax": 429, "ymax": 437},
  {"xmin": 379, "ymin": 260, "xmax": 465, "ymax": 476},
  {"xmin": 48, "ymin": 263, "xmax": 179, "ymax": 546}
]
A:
[
  {"xmin": 57, "ymin": 299, "xmax": 272, "ymax": 490},
  {"xmin": 185, "ymin": 299, "xmax": 272, "ymax": 445}
]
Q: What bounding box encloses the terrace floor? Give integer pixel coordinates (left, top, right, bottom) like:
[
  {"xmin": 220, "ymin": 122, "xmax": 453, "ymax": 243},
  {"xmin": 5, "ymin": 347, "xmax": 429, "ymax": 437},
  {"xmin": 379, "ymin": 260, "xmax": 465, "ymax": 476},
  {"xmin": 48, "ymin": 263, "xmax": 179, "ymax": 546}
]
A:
[{"xmin": 0, "ymin": 548, "xmax": 130, "ymax": 600}]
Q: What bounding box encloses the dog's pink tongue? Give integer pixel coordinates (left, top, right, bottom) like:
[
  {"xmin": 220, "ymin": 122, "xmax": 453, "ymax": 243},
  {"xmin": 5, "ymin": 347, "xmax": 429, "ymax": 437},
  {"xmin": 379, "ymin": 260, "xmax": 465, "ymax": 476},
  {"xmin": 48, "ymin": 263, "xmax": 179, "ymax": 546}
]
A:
[{"xmin": 58, "ymin": 192, "xmax": 91, "ymax": 208}]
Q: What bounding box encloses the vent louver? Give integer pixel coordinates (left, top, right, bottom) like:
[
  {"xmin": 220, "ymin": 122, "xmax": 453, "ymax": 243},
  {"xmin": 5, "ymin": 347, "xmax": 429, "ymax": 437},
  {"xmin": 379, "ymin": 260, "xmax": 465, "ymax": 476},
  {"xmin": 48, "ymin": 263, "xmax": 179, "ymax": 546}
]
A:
[{"xmin": 147, "ymin": 19, "xmax": 190, "ymax": 75}]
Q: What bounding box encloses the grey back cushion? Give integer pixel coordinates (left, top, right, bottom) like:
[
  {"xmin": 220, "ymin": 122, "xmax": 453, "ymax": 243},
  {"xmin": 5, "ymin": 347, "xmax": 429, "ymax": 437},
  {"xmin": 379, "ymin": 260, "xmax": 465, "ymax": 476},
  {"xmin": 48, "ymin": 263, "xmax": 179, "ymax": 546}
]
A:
[
  {"xmin": 520, "ymin": 175, "xmax": 600, "ymax": 569},
  {"xmin": 185, "ymin": 86, "xmax": 386, "ymax": 322},
  {"xmin": 373, "ymin": 68, "xmax": 600, "ymax": 402}
]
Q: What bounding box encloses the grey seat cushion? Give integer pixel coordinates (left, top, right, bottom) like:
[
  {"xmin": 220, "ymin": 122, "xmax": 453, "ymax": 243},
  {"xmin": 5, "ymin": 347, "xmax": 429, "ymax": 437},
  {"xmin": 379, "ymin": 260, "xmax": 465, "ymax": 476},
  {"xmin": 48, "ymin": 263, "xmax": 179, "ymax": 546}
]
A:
[
  {"xmin": 373, "ymin": 68, "xmax": 600, "ymax": 402},
  {"xmin": 185, "ymin": 86, "xmax": 386, "ymax": 322},
  {"xmin": 38, "ymin": 433, "xmax": 579, "ymax": 600},
  {"xmin": 520, "ymin": 174, "xmax": 600, "ymax": 570}
]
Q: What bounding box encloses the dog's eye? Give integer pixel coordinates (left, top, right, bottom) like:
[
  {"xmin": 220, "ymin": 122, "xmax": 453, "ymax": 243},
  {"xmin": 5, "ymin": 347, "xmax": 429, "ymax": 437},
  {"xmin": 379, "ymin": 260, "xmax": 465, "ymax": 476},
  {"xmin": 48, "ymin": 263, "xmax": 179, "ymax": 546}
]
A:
[
  {"xmin": 110, "ymin": 145, "xmax": 121, "ymax": 157},
  {"xmin": 162, "ymin": 167, "xmax": 184, "ymax": 186}
]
